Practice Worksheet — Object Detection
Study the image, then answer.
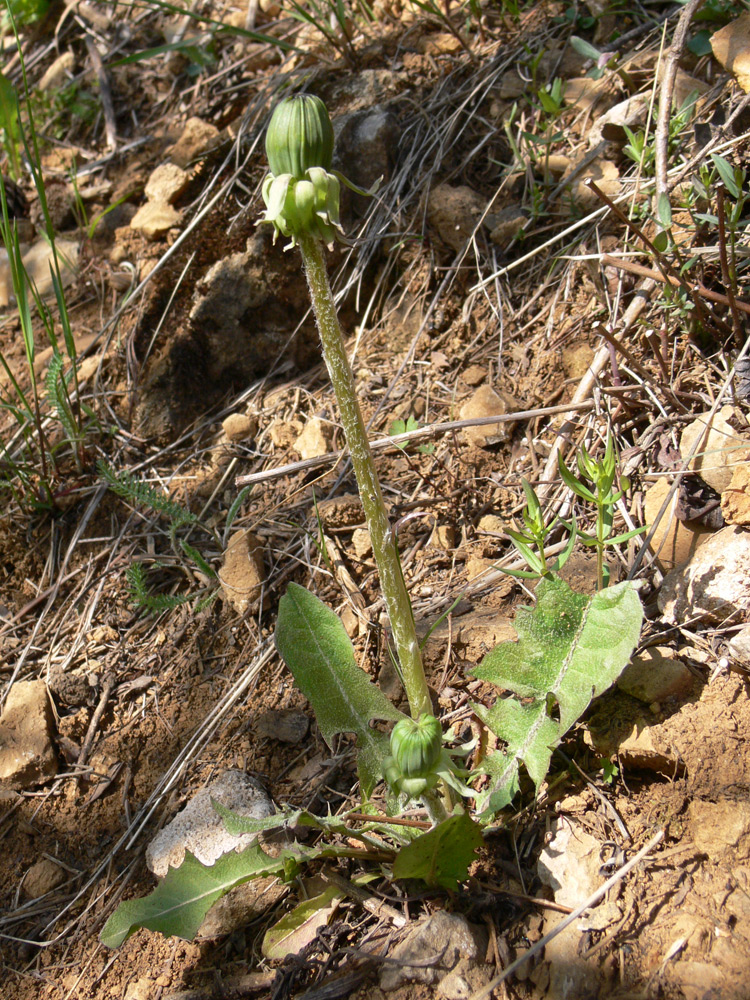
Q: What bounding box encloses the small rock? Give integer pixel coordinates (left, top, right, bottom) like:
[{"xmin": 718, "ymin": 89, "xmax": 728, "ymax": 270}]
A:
[
  {"xmin": 643, "ymin": 477, "xmax": 710, "ymax": 572},
  {"xmin": 680, "ymin": 406, "xmax": 748, "ymax": 493},
  {"xmin": 538, "ymin": 817, "xmax": 615, "ymax": 998},
  {"xmin": 617, "ymin": 647, "xmax": 694, "ymax": 703},
  {"xmin": 196, "ymin": 876, "xmax": 287, "ymax": 940},
  {"xmin": 267, "ymin": 417, "xmax": 303, "ymax": 449},
  {"xmin": 125, "ymin": 978, "xmax": 154, "ymax": 1000},
  {"xmin": 380, "ymin": 911, "xmax": 485, "ymax": 991},
  {"xmin": 255, "ymin": 709, "xmax": 309, "ymax": 744},
  {"xmin": 334, "ymin": 105, "xmax": 398, "ymax": 200},
  {"xmin": 465, "ymin": 555, "xmax": 497, "ymax": 582},
  {"xmin": 429, "ymin": 523, "xmax": 455, "ymax": 550},
  {"xmin": 0, "ymin": 680, "xmax": 58, "ymax": 787},
  {"xmin": 711, "ymin": 11, "xmax": 750, "ymax": 94},
  {"xmin": 727, "ymin": 625, "xmax": 750, "ymax": 666},
  {"xmin": 169, "ymin": 117, "xmax": 220, "ymax": 168},
  {"xmin": 220, "ymin": 530, "xmax": 265, "ymax": 613},
  {"xmin": 588, "ymin": 93, "xmax": 649, "ymax": 146},
  {"xmin": 488, "ymin": 205, "xmax": 527, "ymax": 248},
  {"xmin": 417, "ymin": 31, "xmax": 463, "ymax": 55},
  {"xmin": 571, "ymin": 157, "xmax": 620, "ymax": 206},
  {"xmin": 688, "ymin": 799, "xmax": 750, "ymax": 860},
  {"xmin": 130, "ymin": 200, "xmax": 182, "ymax": 240},
  {"xmin": 477, "ymin": 514, "xmax": 504, "ymax": 534},
  {"xmin": 222, "ymin": 412, "xmax": 258, "ymax": 442},
  {"xmin": 293, "ymin": 417, "xmax": 331, "ymax": 460},
  {"xmin": 427, "ymin": 183, "xmax": 486, "ymax": 252},
  {"xmin": 658, "ymin": 525, "xmax": 750, "ymax": 624},
  {"xmin": 352, "ymin": 527, "xmax": 372, "ymax": 559},
  {"xmin": 721, "ymin": 452, "xmax": 750, "ymax": 525},
  {"xmin": 144, "ymin": 163, "xmax": 190, "ymax": 204},
  {"xmin": 315, "ymin": 494, "xmax": 365, "ymax": 529},
  {"xmin": 146, "ymin": 770, "xmax": 274, "ymax": 878},
  {"xmin": 459, "ymin": 385, "xmax": 518, "ymax": 447},
  {"xmin": 23, "ymin": 858, "xmax": 65, "ymax": 899},
  {"xmin": 461, "ymin": 364, "xmax": 486, "ymax": 386},
  {"xmin": 21, "ymin": 238, "xmax": 78, "ymax": 300}
]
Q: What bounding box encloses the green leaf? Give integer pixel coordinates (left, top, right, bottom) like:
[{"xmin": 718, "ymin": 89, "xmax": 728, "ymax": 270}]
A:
[
  {"xmin": 711, "ymin": 154, "xmax": 741, "ymax": 200},
  {"xmin": 100, "ymin": 844, "xmax": 286, "ymax": 948},
  {"xmin": 569, "ymin": 35, "xmax": 602, "ymax": 61},
  {"xmin": 392, "ymin": 812, "xmax": 483, "ymax": 889},
  {"xmin": 262, "ymin": 884, "xmax": 344, "ymax": 959},
  {"xmin": 212, "ymin": 800, "xmax": 303, "ymax": 835},
  {"xmin": 275, "ymin": 583, "xmax": 406, "ymax": 796},
  {"xmin": 470, "ymin": 577, "xmax": 643, "ymax": 813},
  {"xmin": 656, "ymin": 192, "xmax": 673, "ymax": 230}
]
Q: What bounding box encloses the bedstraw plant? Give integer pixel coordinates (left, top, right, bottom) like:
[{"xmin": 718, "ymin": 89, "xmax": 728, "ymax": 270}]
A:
[{"xmin": 101, "ymin": 94, "xmax": 644, "ymax": 950}]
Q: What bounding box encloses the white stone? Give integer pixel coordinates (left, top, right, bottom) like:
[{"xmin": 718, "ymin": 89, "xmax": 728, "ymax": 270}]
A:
[
  {"xmin": 130, "ymin": 200, "xmax": 182, "ymax": 240},
  {"xmin": 293, "ymin": 417, "xmax": 331, "ymax": 460},
  {"xmin": 680, "ymin": 406, "xmax": 748, "ymax": 493},
  {"xmin": 144, "ymin": 163, "xmax": 190, "ymax": 205},
  {"xmin": 658, "ymin": 525, "xmax": 750, "ymax": 624},
  {"xmin": 146, "ymin": 770, "xmax": 274, "ymax": 878},
  {"xmin": 459, "ymin": 385, "xmax": 518, "ymax": 447},
  {"xmin": 0, "ymin": 680, "xmax": 58, "ymax": 788}
]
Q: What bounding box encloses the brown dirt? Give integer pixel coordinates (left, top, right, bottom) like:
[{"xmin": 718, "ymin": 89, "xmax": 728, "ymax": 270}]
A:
[{"xmin": 2, "ymin": 2, "xmax": 750, "ymax": 999}]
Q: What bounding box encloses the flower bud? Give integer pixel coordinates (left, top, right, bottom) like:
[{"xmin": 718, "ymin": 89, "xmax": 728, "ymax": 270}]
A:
[
  {"xmin": 265, "ymin": 94, "xmax": 334, "ymax": 180},
  {"xmin": 390, "ymin": 715, "xmax": 443, "ymax": 779}
]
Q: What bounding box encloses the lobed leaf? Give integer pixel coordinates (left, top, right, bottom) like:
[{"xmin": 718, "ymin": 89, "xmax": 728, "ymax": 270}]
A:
[
  {"xmin": 392, "ymin": 812, "xmax": 483, "ymax": 889},
  {"xmin": 275, "ymin": 583, "xmax": 406, "ymax": 796},
  {"xmin": 471, "ymin": 577, "xmax": 642, "ymax": 814}
]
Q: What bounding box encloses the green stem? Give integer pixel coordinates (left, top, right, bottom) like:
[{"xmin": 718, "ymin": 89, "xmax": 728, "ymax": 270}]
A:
[{"xmin": 298, "ymin": 231, "xmax": 432, "ymax": 720}]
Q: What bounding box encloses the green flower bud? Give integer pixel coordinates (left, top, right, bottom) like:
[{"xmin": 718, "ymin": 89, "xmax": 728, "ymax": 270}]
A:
[
  {"xmin": 390, "ymin": 715, "xmax": 443, "ymax": 779},
  {"xmin": 265, "ymin": 94, "xmax": 334, "ymax": 180},
  {"xmin": 260, "ymin": 94, "xmax": 378, "ymax": 250}
]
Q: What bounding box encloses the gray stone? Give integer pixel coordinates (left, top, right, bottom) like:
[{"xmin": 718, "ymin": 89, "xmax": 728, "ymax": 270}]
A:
[
  {"xmin": 379, "ymin": 911, "xmax": 486, "ymax": 992},
  {"xmin": 146, "ymin": 770, "xmax": 274, "ymax": 878}
]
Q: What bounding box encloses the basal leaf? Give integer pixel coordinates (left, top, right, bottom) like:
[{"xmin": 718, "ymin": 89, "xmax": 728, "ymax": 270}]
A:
[
  {"xmin": 100, "ymin": 844, "xmax": 286, "ymax": 948},
  {"xmin": 262, "ymin": 884, "xmax": 344, "ymax": 959},
  {"xmin": 392, "ymin": 811, "xmax": 483, "ymax": 889},
  {"xmin": 275, "ymin": 583, "xmax": 406, "ymax": 796},
  {"xmin": 471, "ymin": 577, "xmax": 642, "ymax": 812}
]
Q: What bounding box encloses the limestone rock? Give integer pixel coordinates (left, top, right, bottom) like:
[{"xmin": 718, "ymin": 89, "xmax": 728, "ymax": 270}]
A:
[
  {"xmin": 293, "ymin": 417, "xmax": 331, "ymax": 460},
  {"xmin": 220, "ymin": 529, "xmax": 265, "ymax": 613},
  {"xmin": 427, "ymin": 183, "xmax": 485, "ymax": 252},
  {"xmin": 721, "ymin": 454, "xmax": 750, "ymax": 525},
  {"xmin": 459, "ymin": 385, "xmax": 518, "ymax": 447},
  {"xmin": 145, "ymin": 770, "xmax": 274, "ymax": 877},
  {"xmin": 352, "ymin": 527, "xmax": 372, "ymax": 559},
  {"xmin": 130, "ymin": 200, "xmax": 182, "ymax": 240},
  {"xmin": 222, "ymin": 412, "xmax": 258, "ymax": 443},
  {"xmin": 617, "ymin": 647, "xmax": 694, "ymax": 704},
  {"xmin": 23, "ymin": 858, "xmax": 65, "ymax": 899},
  {"xmin": 711, "ymin": 12, "xmax": 750, "ymax": 93},
  {"xmin": 0, "ymin": 680, "xmax": 58, "ymax": 788},
  {"xmin": 727, "ymin": 625, "xmax": 750, "ymax": 666},
  {"xmin": 169, "ymin": 117, "xmax": 220, "ymax": 168},
  {"xmin": 144, "ymin": 163, "xmax": 190, "ymax": 204},
  {"xmin": 643, "ymin": 477, "xmax": 710, "ymax": 572},
  {"xmin": 688, "ymin": 799, "xmax": 750, "ymax": 860},
  {"xmin": 680, "ymin": 406, "xmax": 748, "ymax": 493},
  {"xmin": 658, "ymin": 525, "xmax": 750, "ymax": 624}
]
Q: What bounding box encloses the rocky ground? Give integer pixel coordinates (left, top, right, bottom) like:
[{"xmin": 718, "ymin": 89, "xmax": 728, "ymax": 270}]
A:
[{"xmin": 1, "ymin": 1, "xmax": 750, "ymax": 998}]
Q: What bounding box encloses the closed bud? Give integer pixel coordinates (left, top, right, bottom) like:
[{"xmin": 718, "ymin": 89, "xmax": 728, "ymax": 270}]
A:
[
  {"xmin": 265, "ymin": 94, "xmax": 334, "ymax": 180},
  {"xmin": 390, "ymin": 714, "xmax": 443, "ymax": 779}
]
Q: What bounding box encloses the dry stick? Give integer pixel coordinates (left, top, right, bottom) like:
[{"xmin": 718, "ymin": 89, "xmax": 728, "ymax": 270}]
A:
[
  {"xmin": 468, "ymin": 829, "xmax": 665, "ymax": 1000},
  {"xmin": 654, "ymin": 0, "xmax": 707, "ymax": 207},
  {"xmin": 234, "ymin": 400, "xmax": 607, "ymax": 487},
  {"xmin": 601, "ymin": 253, "xmax": 750, "ymax": 316},
  {"xmin": 76, "ymin": 674, "xmax": 116, "ymax": 773}
]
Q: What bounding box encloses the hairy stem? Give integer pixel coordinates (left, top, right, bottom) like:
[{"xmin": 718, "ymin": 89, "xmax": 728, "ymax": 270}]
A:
[{"xmin": 299, "ymin": 231, "xmax": 431, "ymax": 720}]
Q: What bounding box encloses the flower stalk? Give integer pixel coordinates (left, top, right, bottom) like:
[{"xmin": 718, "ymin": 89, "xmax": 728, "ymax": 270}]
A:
[{"xmin": 298, "ymin": 230, "xmax": 431, "ymax": 719}]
